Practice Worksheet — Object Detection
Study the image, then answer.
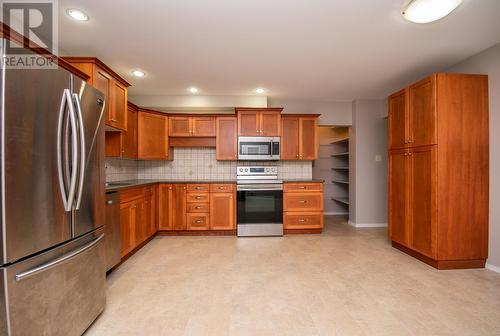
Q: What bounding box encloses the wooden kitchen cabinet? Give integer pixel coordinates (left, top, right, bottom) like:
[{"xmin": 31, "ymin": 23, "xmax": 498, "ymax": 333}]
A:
[
  {"xmin": 138, "ymin": 110, "xmax": 170, "ymax": 160},
  {"xmin": 119, "ymin": 201, "xmax": 136, "ymax": 257},
  {"xmin": 169, "ymin": 116, "xmax": 215, "ymax": 137},
  {"xmin": 388, "ymin": 75, "xmax": 437, "ymax": 150},
  {"xmin": 118, "ymin": 185, "xmax": 157, "ymax": 258},
  {"xmin": 283, "ymin": 182, "xmax": 324, "ymax": 232},
  {"xmin": 121, "ymin": 102, "xmax": 138, "ymax": 158},
  {"xmin": 388, "ymin": 73, "xmax": 489, "ymax": 269},
  {"xmin": 158, "ymin": 184, "xmax": 173, "ymax": 230},
  {"xmin": 62, "ymin": 57, "xmax": 130, "ymax": 131},
  {"xmin": 281, "ymin": 115, "xmax": 319, "ymax": 160},
  {"xmin": 171, "ymin": 184, "xmax": 187, "ymax": 230},
  {"xmin": 216, "ymin": 117, "xmax": 237, "ymax": 160},
  {"xmin": 210, "ymin": 192, "xmax": 235, "ymax": 230},
  {"xmin": 104, "ymin": 101, "xmax": 138, "ymax": 158},
  {"xmin": 236, "ymin": 108, "xmax": 282, "ymax": 136}
]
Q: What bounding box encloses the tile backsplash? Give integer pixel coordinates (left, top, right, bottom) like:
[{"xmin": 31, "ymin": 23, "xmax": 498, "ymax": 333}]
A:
[{"xmin": 105, "ymin": 147, "xmax": 312, "ymax": 182}]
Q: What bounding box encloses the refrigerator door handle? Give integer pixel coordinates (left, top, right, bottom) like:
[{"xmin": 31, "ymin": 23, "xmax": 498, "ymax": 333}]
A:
[
  {"xmin": 57, "ymin": 89, "xmax": 78, "ymax": 212},
  {"xmin": 14, "ymin": 233, "xmax": 105, "ymax": 282},
  {"xmin": 73, "ymin": 93, "xmax": 86, "ymax": 210}
]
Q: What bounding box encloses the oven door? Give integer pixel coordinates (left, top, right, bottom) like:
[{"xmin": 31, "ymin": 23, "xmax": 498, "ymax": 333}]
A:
[
  {"xmin": 238, "ymin": 137, "xmax": 280, "ymax": 160},
  {"xmin": 237, "ymin": 184, "xmax": 283, "ymax": 228}
]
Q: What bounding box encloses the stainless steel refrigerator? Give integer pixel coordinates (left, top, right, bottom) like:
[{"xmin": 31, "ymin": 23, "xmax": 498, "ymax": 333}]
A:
[{"xmin": 0, "ymin": 39, "xmax": 107, "ymax": 335}]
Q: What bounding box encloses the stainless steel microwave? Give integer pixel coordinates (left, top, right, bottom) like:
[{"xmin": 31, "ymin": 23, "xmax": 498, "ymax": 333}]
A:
[{"xmin": 238, "ymin": 137, "xmax": 280, "ymax": 160}]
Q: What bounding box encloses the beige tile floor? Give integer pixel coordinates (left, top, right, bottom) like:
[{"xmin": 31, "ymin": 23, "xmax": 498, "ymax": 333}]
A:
[{"xmin": 85, "ymin": 216, "xmax": 500, "ymax": 336}]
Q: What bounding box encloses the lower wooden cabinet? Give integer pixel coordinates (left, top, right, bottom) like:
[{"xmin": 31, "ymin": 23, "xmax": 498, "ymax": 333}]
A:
[
  {"xmin": 283, "ymin": 182, "xmax": 324, "ymax": 232},
  {"xmin": 119, "ymin": 185, "xmax": 157, "ymax": 258},
  {"xmin": 157, "ymin": 183, "xmax": 235, "ymax": 232},
  {"xmin": 210, "ymin": 192, "xmax": 235, "ymax": 230}
]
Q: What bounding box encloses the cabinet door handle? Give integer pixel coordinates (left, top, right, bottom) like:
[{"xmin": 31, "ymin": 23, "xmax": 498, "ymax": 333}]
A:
[
  {"xmin": 298, "ymin": 186, "xmax": 306, "ymax": 189},
  {"xmin": 296, "ymin": 154, "xmax": 299, "ymax": 158},
  {"xmin": 195, "ymin": 220, "xmax": 202, "ymax": 224},
  {"xmin": 298, "ymin": 200, "xmax": 307, "ymax": 203},
  {"xmin": 195, "ymin": 196, "xmax": 202, "ymax": 199},
  {"xmin": 298, "ymin": 219, "xmax": 306, "ymax": 222},
  {"xmin": 195, "ymin": 206, "xmax": 202, "ymax": 209}
]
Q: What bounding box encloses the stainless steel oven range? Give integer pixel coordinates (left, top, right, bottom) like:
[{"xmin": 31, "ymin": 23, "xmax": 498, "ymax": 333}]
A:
[{"xmin": 237, "ymin": 166, "xmax": 283, "ymax": 236}]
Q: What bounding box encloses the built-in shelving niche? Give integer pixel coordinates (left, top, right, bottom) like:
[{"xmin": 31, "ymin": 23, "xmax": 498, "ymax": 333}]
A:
[{"xmin": 312, "ymin": 126, "xmax": 350, "ymax": 217}]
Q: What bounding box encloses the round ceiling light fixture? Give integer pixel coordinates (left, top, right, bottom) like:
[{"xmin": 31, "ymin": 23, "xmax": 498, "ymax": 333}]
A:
[
  {"xmin": 402, "ymin": 0, "xmax": 462, "ymax": 23},
  {"xmin": 66, "ymin": 8, "xmax": 90, "ymax": 22},
  {"xmin": 131, "ymin": 70, "xmax": 146, "ymax": 78},
  {"xmin": 188, "ymin": 87, "xmax": 198, "ymax": 94},
  {"xmin": 255, "ymin": 88, "xmax": 265, "ymax": 94}
]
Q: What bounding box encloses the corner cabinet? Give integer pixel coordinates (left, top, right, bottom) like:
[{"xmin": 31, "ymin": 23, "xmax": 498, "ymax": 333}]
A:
[
  {"xmin": 236, "ymin": 108, "xmax": 282, "ymax": 136},
  {"xmin": 62, "ymin": 57, "xmax": 130, "ymax": 131},
  {"xmin": 137, "ymin": 110, "xmax": 171, "ymax": 160},
  {"xmin": 281, "ymin": 115, "xmax": 319, "ymax": 160},
  {"xmin": 388, "ymin": 73, "xmax": 489, "ymax": 269}
]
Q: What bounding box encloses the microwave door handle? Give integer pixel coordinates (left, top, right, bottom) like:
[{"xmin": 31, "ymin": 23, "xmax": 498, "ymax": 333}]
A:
[{"xmin": 270, "ymin": 140, "xmax": 274, "ymax": 157}]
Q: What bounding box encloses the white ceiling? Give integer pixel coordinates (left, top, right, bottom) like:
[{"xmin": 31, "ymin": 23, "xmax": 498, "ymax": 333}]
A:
[{"xmin": 58, "ymin": 0, "xmax": 500, "ymax": 100}]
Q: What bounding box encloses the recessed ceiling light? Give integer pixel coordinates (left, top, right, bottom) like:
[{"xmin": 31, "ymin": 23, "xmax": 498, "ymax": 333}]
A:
[
  {"xmin": 255, "ymin": 88, "xmax": 265, "ymax": 94},
  {"xmin": 131, "ymin": 70, "xmax": 145, "ymax": 78},
  {"xmin": 402, "ymin": 0, "xmax": 462, "ymax": 23},
  {"xmin": 66, "ymin": 8, "xmax": 89, "ymax": 22},
  {"xmin": 188, "ymin": 87, "xmax": 198, "ymax": 94}
]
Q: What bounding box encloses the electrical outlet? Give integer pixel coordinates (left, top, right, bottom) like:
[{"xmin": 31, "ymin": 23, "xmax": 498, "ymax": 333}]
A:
[{"xmin": 375, "ymin": 155, "xmax": 382, "ymax": 162}]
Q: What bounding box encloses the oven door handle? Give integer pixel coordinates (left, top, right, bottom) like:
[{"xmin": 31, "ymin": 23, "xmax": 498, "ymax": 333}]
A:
[{"xmin": 237, "ymin": 185, "xmax": 283, "ymax": 191}]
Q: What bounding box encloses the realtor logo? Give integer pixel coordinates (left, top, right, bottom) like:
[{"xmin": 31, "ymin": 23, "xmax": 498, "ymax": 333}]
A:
[{"xmin": 1, "ymin": 0, "xmax": 58, "ymax": 68}]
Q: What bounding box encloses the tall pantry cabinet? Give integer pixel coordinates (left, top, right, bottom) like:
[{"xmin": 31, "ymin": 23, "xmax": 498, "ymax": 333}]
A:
[{"xmin": 388, "ymin": 73, "xmax": 489, "ymax": 269}]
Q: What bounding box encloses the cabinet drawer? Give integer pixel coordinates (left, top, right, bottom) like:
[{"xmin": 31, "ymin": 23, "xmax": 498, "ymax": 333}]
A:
[
  {"xmin": 284, "ymin": 212, "xmax": 323, "ymax": 229},
  {"xmin": 187, "ymin": 193, "xmax": 209, "ymax": 203},
  {"xmin": 284, "ymin": 183, "xmax": 323, "ymax": 193},
  {"xmin": 284, "ymin": 193, "xmax": 323, "ymax": 211},
  {"xmin": 187, "ymin": 213, "xmax": 210, "ymax": 230},
  {"xmin": 187, "ymin": 184, "xmax": 209, "ymax": 192},
  {"xmin": 210, "ymin": 184, "xmax": 234, "ymax": 193},
  {"xmin": 187, "ymin": 203, "xmax": 209, "ymax": 213}
]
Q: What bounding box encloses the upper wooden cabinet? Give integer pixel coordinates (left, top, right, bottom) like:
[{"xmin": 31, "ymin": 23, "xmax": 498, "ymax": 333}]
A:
[
  {"xmin": 122, "ymin": 102, "xmax": 138, "ymax": 159},
  {"xmin": 236, "ymin": 108, "xmax": 282, "ymax": 136},
  {"xmin": 388, "ymin": 75, "xmax": 437, "ymax": 150},
  {"xmin": 62, "ymin": 57, "xmax": 130, "ymax": 131},
  {"xmin": 216, "ymin": 117, "xmax": 237, "ymax": 160},
  {"xmin": 169, "ymin": 116, "xmax": 215, "ymax": 137},
  {"xmin": 138, "ymin": 110, "xmax": 170, "ymax": 160},
  {"xmin": 281, "ymin": 115, "xmax": 318, "ymax": 160},
  {"xmin": 388, "ymin": 73, "xmax": 489, "ymax": 269}
]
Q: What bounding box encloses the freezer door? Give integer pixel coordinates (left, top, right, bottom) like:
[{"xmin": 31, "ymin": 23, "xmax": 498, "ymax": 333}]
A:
[
  {"xmin": 1, "ymin": 55, "xmax": 75, "ymax": 264},
  {"xmin": 0, "ymin": 227, "xmax": 105, "ymax": 336},
  {"xmin": 72, "ymin": 77, "xmax": 106, "ymax": 238}
]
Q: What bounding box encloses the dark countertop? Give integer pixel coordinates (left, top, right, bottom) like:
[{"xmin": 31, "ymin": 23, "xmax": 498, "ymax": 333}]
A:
[
  {"xmin": 106, "ymin": 178, "xmax": 324, "ymax": 192},
  {"xmin": 283, "ymin": 179, "xmax": 325, "ymax": 183},
  {"xmin": 105, "ymin": 179, "xmax": 237, "ymax": 192}
]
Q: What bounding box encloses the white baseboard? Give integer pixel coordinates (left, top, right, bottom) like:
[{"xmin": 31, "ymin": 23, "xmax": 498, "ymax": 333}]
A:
[
  {"xmin": 348, "ymin": 220, "xmax": 388, "ymax": 228},
  {"xmin": 324, "ymin": 212, "xmax": 349, "ymax": 216},
  {"xmin": 486, "ymin": 263, "xmax": 500, "ymax": 274}
]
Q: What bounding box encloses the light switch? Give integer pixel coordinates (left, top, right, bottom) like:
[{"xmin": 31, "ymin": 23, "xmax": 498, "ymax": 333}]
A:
[{"xmin": 375, "ymin": 155, "xmax": 382, "ymax": 162}]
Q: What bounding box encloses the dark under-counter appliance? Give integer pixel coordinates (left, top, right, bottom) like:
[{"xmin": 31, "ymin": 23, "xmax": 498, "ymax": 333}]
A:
[
  {"xmin": 238, "ymin": 136, "xmax": 280, "ymax": 160},
  {"xmin": 237, "ymin": 166, "xmax": 283, "ymax": 236},
  {"xmin": 105, "ymin": 191, "xmax": 121, "ymax": 271},
  {"xmin": 0, "ymin": 39, "xmax": 107, "ymax": 335}
]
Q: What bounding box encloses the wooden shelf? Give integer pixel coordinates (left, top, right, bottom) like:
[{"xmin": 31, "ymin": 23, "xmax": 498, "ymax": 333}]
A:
[
  {"xmin": 331, "ymin": 138, "xmax": 349, "ymax": 144},
  {"xmin": 331, "ymin": 152, "xmax": 349, "ymax": 157},
  {"xmin": 332, "ymin": 197, "xmax": 349, "ymax": 205},
  {"xmin": 332, "ymin": 180, "xmax": 349, "ymax": 184}
]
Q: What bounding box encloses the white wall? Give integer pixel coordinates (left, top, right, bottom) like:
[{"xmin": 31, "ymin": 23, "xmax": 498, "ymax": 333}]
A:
[
  {"xmin": 268, "ymin": 98, "xmax": 352, "ymax": 126},
  {"xmin": 128, "ymin": 95, "xmax": 267, "ymax": 110},
  {"xmin": 447, "ymin": 42, "xmax": 500, "ymax": 270},
  {"xmin": 349, "ymin": 99, "xmax": 388, "ymax": 227}
]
